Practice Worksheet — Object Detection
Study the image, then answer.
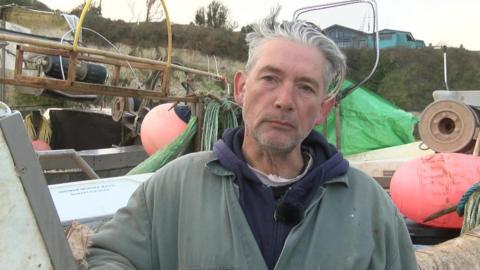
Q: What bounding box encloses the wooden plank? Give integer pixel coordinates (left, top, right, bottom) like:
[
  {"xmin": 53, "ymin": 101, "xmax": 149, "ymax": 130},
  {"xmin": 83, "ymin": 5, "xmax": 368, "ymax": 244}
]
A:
[
  {"xmin": 0, "ymin": 77, "xmax": 198, "ymax": 102},
  {"xmin": 19, "ymin": 46, "xmax": 165, "ymax": 71},
  {"xmin": 112, "ymin": 65, "xmax": 121, "ymax": 86},
  {"xmin": 78, "ymin": 55, "xmax": 166, "ymax": 71},
  {"xmin": 20, "ymin": 45, "xmax": 70, "ymax": 57},
  {"xmin": 0, "ymin": 33, "xmax": 224, "ymax": 80},
  {"xmin": 66, "ymin": 51, "xmax": 77, "ymax": 84},
  {"xmin": 14, "ymin": 45, "xmax": 23, "ymax": 77}
]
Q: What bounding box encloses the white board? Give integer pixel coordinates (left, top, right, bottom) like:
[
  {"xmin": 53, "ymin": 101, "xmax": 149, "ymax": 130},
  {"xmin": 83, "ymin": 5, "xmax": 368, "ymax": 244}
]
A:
[{"xmin": 49, "ymin": 173, "xmax": 153, "ymax": 224}]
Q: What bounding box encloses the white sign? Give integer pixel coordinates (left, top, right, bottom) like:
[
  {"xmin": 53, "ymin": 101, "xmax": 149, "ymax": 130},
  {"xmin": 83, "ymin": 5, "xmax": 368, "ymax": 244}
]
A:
[{"xmin": 49, "ymin": 173, "xmax": 153, "ymax": 224}]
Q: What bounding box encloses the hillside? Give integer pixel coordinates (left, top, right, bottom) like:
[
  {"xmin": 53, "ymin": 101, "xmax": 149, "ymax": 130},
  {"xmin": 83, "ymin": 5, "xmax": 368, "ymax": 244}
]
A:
[
  {"xmin": 345, "ymin": 47, "xmax": 480, "ymax": 111},
  {"xmin": 76, "ymin": 11, "xmax": 480, "ymax": 112},
  {"xmin": 3, "ymin": 1, "xmax": 480, "ymax": 111}
]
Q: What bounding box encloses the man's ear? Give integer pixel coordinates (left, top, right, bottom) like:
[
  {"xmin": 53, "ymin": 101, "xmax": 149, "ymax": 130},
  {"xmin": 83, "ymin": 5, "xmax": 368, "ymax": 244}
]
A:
[
  {"xmin": 315, "ymin": 96, "xmax": 336, "ymax": 125},
  {"xmin": 233, "ymin": 71, "xmax": 247, "ymax": 106}
]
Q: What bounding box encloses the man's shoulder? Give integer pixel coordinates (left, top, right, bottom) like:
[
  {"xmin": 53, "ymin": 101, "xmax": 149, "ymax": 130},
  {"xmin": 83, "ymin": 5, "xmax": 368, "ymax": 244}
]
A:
[
  {"xmin": 145, "ymin": 151, "xmax": 227, "ymax": 189},
  {"xmin": 345, "ymin": 166, "xmax": 383, "ymax": 187},
  {"xmin": 344, "ymin": 166, "xmax": 392, "ymax": 202},
  {"xmin": 169, "ymin": 150, "xmax": 217, "ymax": 166}
]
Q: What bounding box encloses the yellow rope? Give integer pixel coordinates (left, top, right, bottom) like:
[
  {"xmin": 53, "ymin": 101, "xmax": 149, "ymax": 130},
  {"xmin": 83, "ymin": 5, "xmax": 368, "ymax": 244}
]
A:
[
  {"xmin": 24, "ymin": 113, "xmax": 52, "ymax": 144},
  {"xmin": 24, "ymin": 113, "xmax": 37, "ymax": 140},
  {"xmin": 73, "ymin": 0, "xmax": 92, "ymax": 51},
  {"xmin": 38, "ymin": 118, "xmax": 52, "ymax": 144}
]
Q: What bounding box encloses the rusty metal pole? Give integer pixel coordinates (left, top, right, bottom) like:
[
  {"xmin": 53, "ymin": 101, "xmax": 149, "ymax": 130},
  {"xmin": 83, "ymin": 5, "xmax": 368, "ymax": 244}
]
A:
[
  {"xmin": 335, "ymin": 103, "xmax": 341, "ymax": 151},
  {"xmin": 0, "ymin": 11, "xmax": 6, "ymax": 102},
  {"xmin": 194, "ymin": 101, "xmax": 204, "ymax": 152}
]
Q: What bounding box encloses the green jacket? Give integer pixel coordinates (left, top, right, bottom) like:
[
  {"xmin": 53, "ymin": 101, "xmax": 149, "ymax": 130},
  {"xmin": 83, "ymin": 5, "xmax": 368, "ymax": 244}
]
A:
[{"xmin": 87, "ymin": 151, "xmax": 418, "ymax": 270}]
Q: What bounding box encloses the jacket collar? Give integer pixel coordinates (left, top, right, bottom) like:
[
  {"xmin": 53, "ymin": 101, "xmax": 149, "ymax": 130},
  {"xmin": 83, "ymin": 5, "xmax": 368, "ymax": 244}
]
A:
[{"xmin": 206, "ymin": 157, "xmax": 350, "ymax": 188}]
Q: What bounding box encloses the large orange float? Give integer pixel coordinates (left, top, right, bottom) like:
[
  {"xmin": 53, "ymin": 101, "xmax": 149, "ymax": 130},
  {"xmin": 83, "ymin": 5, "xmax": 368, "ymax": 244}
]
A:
[
  {"xmin": 140, "ymin": 103, "xmax": 187, "ymax": 156},
  {"xmin": 390, "ymin": 153, "xmax": 480, "ymax": 229}
]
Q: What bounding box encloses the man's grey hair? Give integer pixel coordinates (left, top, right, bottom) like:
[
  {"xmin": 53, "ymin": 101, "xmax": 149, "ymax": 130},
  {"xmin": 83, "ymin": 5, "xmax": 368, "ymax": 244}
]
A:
[{"xmin": 245, "ymin": 8, "xmax": 346, "ymax": 98}]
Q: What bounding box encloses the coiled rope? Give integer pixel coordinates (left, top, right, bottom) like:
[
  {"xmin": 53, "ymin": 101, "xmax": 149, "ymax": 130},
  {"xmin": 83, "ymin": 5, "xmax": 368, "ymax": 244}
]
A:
[
  {"xmin": 201, "ymin": 98, "xmax": 240, "ymax": 151},
  {"xmin": 24, "ymin": 112, "xmax": 52, "ymax": 144},
  {"xmin": 457, "ymin": 183, "xmax": 480, "ymax": 234}
]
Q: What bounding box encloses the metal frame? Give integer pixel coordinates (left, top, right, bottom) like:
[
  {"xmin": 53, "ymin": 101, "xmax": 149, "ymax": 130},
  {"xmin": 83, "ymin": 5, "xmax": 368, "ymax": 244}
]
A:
[
  {"xmin": 6, "ymin": 44, "xmax": 198, "ymax": 101},
  {"xmin": 0, "ymin": 32, "xmax": 225, "ymax": 101},
  {"xmin": 0, "ymin": 112, "xmax": 78, "ymax": 270},
  {"xmin": 293, "ymin": 0, "xmax": 380, "ymax": 100}
]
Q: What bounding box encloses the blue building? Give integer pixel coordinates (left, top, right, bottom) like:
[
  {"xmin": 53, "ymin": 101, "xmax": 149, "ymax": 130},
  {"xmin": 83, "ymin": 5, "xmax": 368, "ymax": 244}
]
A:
[
  {"xmin": 369, "ymin": 29, "xmax": 425, "ymax": 49},
  {"xmin": 324, "ymin": 24, "xmax": 370, "ymax": 49},
  {"xmin": 324, "ymin": 24, "xmax": 425, "ymax": 49}
]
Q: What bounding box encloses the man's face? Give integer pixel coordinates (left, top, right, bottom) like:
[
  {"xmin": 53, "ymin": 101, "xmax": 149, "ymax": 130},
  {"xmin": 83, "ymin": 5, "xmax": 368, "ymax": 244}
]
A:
[{"xmin": 234, "ymin": 38, "xmax": 328, "ymax": 153}]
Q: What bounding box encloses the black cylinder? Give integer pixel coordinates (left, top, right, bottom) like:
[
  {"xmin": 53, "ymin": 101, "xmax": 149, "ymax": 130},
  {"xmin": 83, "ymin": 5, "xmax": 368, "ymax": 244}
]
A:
[{"xmin": 43, "ymin": 56, "xmax": 107, "ymax": 84}]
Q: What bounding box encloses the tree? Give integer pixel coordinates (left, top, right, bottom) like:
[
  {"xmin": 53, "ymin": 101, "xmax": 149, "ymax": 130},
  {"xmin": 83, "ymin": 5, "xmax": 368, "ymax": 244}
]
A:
[
  {"xmin": 69, "ymin": 0, "xmax": 102, "ymax": 17},
  {"xmin": 145, "ymin": 0, "xmax": 163, "ymax": 22},
  {"xmin": 195, "ymin": 7, "xmax": 206, "ymax": 26},
  {"xmin": 194, "ymin": 1, "xmax": 235, "ymax": 29},
  {"xmin": 206, "ymin": 1, "xmax": 227, "ymax": 28},
  {"xmin": 240, "ymin": 24, "xmax": 254, "ymax": 34}
]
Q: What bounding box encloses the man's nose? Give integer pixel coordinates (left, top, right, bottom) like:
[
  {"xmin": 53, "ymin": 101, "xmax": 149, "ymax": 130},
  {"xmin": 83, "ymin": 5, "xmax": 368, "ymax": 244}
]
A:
[{"xmin": 274, "ymin": 83, "xmax": 295, "ymax": 111}]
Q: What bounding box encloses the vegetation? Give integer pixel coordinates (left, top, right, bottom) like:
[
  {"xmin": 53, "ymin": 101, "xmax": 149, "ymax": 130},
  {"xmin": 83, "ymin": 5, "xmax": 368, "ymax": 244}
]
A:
[
  {"xmin": 345, "ymin": 47, "xmax": 480, "ymax": 111},
  {"xmin": 67, "ymin": 4, "xmax": 480, "ymax": 112},
  {"xmin": 194, "ymin": 1, "xmax": 236, "ymax": 30},
  {"xmin": 0, "ymin": 0, "xmax": 49, "ymax": 10},
  {"xmin": 3, "ymin": 0, "xmax": 480, "ymax": 111}
]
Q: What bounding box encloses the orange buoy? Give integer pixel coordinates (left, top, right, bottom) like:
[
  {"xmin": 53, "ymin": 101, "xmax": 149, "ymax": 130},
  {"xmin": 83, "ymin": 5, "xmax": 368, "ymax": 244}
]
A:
[
  {"xmin": 32, "ymin": 140, "xmax": 51, "ymax": 151},
  {"xmin": 140, "ymin": 103, "xmax": 187, "ymax": 156},
  {"xmin": 390, "ymin": 153, "xmax": 480, "ymax": 229}
]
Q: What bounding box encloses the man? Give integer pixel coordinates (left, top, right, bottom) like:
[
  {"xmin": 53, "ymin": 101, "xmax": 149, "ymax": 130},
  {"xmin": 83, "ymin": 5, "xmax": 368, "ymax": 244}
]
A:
[{"xmin": 87, "ymin": 10, "xmax": 418, "ymax": 270}]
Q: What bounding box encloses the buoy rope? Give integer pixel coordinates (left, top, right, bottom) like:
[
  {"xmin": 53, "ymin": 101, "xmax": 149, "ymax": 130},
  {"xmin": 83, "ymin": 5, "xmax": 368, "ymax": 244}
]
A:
[
  {"xmin": 423, "ymin": 182, "xmax": 480, "ymax": 224},
  {"xmin": 457, "ymin": 182, "xmax": 480, "ymax": 216},
  {"xmin": 460, "ymin": 182, "xmax": 480, "ymax": 234},
  {"xmin": 201, "ymin": 98, "xmax": 240, "ymax": 151}
]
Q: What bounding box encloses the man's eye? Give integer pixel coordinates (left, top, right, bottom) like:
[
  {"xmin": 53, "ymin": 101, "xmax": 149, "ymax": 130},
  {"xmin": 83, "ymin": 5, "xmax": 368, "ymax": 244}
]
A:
[
  {"xmin": 262, "ymin": 75, "xmax": 276, "ymax": 82},
  {"xmin": 300, "ymin": 85, "xmax": 315, "ymax": 93}
]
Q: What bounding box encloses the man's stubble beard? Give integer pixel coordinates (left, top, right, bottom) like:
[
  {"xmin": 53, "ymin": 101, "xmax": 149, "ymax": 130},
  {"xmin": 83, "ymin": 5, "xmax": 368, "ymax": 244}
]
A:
[{"xmin": 251, "ymin": 124, "xmax": 301, "ymax": 154}]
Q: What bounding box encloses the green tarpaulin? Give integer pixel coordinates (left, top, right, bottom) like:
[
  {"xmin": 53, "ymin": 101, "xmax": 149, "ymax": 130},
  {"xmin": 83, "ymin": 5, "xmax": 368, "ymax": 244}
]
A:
[{"xmin": 315, "ymin": 80, "xmax": 418, "ymax": 155}]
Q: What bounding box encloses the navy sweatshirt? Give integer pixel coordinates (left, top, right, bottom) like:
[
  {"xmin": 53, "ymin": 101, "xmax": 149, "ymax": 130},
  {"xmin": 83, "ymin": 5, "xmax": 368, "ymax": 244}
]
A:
[{"xmin": 213, "ymin": 127, "xmax": 349, "ymax": 270}]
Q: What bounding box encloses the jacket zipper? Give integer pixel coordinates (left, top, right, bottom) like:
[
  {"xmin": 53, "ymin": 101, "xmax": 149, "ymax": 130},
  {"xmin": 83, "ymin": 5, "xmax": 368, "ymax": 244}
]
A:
[
  {"xmin": 269, "ymin": 211, "xmax": 278, "ymax": 269},
  {"xmin": 273, "ymin": 186, "xmax": 326, "ymax": 269}
]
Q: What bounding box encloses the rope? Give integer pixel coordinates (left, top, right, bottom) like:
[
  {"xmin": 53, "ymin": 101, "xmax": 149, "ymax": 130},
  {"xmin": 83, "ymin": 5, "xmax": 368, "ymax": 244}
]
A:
[
  {"xmin": 127, "ymin": 116, "xmax": 198, "ymax": 175},
  {"xmin": 460, "ymin": 182, "xmax": 480, "ymax": 234},
  {"xmin": 24, "ymin": 112, "xmax": 52, "ymax": 144},
  {"xmin": 201, "ymin": 100, "xmax": 220, "ymax": 151},
  {"xmin": 457, "ymin": 183, "xmax": 480, "ymax": 216},
  {"xmin": 201, "ymin": 98, "xmax": 240, "ymax": 151}
]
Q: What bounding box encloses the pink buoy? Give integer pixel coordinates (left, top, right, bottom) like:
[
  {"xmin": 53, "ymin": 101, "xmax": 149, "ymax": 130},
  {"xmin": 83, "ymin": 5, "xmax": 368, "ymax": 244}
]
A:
[
  {"xmin": 32, "ymin": 140, "xmax": 51, "ymax": 151},
  {"xmin": 390, "ymin": 153, "xmax": 480, "ymax": 229},
  {"xmin": 140, "ymin": 103, "xmax": 187, "ymax": 156}
]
